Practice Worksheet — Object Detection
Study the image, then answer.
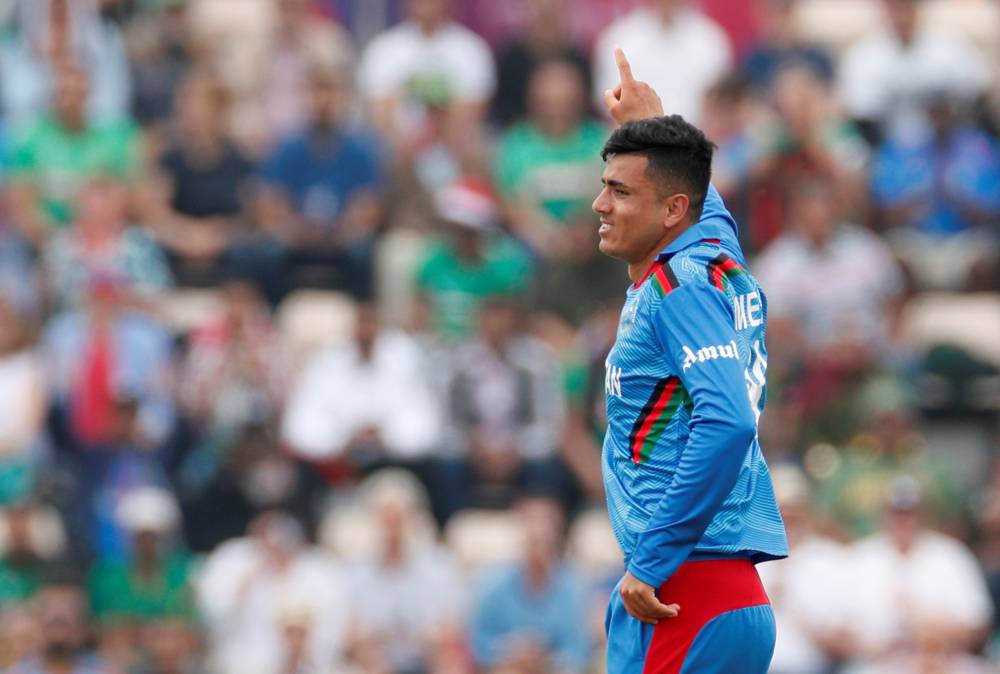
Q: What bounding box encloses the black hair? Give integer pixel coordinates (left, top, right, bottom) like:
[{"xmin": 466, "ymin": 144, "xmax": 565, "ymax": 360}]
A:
[{"xmin": 601, "ymin": 115, "xmax": 715, "ymax": 220}]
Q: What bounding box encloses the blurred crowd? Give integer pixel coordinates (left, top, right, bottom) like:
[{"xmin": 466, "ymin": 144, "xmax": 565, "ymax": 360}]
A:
[{"xmin": 0, "ymin": 0, "xmax": 998, "ymax": 673}]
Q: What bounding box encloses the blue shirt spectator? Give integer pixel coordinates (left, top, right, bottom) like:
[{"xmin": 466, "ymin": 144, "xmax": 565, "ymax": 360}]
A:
[
  {"xmin": 871, "ymin": 104, "xmax": 1000, "ymax": 237},
  {"xmin": 260, "ymin": 128, "xmax": 382, "ymax": 232},
  {"xmin": 469, "ymin": 496, "xmax": 591, "ymax": 674}
]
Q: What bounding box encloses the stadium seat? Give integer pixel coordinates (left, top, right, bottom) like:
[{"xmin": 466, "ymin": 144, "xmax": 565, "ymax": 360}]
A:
[
  {"xmin": 899, "ymin": 293, "xmax": 1000, "ymax": 366},
  {"xmin": 160, "ymin": 288, "xmax": 225, "ymax": 335},
  {"xmin": 444, "ymin": 509, "xmax": 522, "ymax": 572},
  {"xmin": 566, "ymin": 507, "xmax": 624, "ymax": 580}
]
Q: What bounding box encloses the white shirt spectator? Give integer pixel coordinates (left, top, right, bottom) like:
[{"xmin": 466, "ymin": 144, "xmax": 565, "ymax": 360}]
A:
[
  {"xmin": 838, "ymin": 27, "xmax": 989, "ymax": 128},
  {"xmin": 348, "ymin": 545, "xmax": 462, "ymax": 671},
  {"xmin": 282, "ymin": 331, "xmax": 443, "ymax": 461},
  {"xmin": 847, "ymin": 530, "xmax": 993, "ymax": 655},
  {"xmin": 592, "ymin": 5, "xmax": 732, "ymax": 124},
  {"xmin": 196, "ymin": 536, "xmax": 351, "ymax": 674},
  {"xmin": 358, "ymin": 19, "xmax": 495, "ymax": 135},
  {"xmin": 759, "ymin": 536, "xmax": 853, "ymax": 674},
  {"xmin": 0, "ymin": 349, "xmax": 45, "ymax": 460},
  {"xmin": 754, "ymin": 224, "xmax": 903, "ymax": 353}
]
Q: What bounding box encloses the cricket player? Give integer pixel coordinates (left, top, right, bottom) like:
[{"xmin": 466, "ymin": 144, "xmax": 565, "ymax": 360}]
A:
[{"xmin": 595, "ymin": 49, "xmax": 789, "ymax": 673}]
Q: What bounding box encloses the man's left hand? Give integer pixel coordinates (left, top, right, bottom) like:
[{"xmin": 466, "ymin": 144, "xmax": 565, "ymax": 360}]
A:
[{"xmin": 619, "ymin": 571, "xmax": 680, "ymax": 625}]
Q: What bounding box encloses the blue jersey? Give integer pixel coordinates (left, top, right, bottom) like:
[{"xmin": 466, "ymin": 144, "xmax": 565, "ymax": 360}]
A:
[{"xmin": 602, "ymin": 185, "xmax": 788, "ymax": 589}]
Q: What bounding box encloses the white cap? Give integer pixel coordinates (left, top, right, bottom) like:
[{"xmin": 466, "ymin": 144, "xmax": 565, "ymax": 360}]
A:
[{"xmin": 115, "ymin": 486, "xmax": 181, "ymax": 533}]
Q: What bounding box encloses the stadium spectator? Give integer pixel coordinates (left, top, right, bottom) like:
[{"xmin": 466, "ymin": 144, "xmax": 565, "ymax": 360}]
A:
[
  {"xmin": 86, "ymin": 486, "xmax": 194, "ymax": 624},
  {"xmin": 838, "ymin": 0, "xmax": 991, "ymax": 143},
  {"xmin": 748, "ymin": 63, "xmax": 869, "ymax": 251},
  {"xmin": 145, "ymin": 72, "xmax": 265, "ymax": 289},
  {"xmin": 870, "ymin": 94, "xmax": 1000, "ymax": 290},
  {"xmin": 758, "ymin": 466, "xmax": 857, "ymax": 674},
  {"xmin": 814, "ymin": 377, "xmax": 968, "ymax": 535},
  {"xmin": 491, "ymin": 0, "xmax": 590, "ymax": 128},
  {"xmin": 494, "ymin": 59, "xmax": 606, "ymax": 258},
  {"xmin": 43, "ymin": 176, "xmax": 172, "ymax": 311},
  {"xmin": 346, "ymin": 471, "xmax": 463, "ymax": 674},
  {"xmin": 741, "ymin": 0, "xmax": 834, "ymax": 91},
  {"xmin": 557, "ymin": 305, "xmax": 619, "ymax": 501},
  {"xmin": 87, "ymin": 487, "xmax": 194, "ymax": 673},
  {"xmin": 439, "ymin": 299, "xmax": 566, "ymax": 514},
  {"xmin": 42, "ymin": 275, "xmax": 175, "ymax": 452},
  {"xmin": 414, "ymin": 178, "xmax": 532, "ymax": 339},
  {"xmin": 254, "ymin": 0, "xmax": 355, "ymax": 148},
  {"xmin": 196, "ymin": 511, "xmax": 351, "ymax": 674},
  {"xmin": 592, "ymin": 0, "xmax": 732, "ymax": 125},
  {"xmin": 469, "ymin": 493, "xmax": 590, "ymax": 674},
  {"xmin": 179, "ymin": 273, "xmax": 289, "ymax": 438},
  {"xmin": 7, "ymin": 63, "xmax": 142, "ymax": 245},
  {"xmin": 282, "ymin": 302, "xmax": 442, "ymax": 470},
  {"xmin": 357, "ymin": 0, "xmax": 496, "ymax": 149},
  {"xmin": 0, "ymin": 0, "xmax": 131, "ymax": 126},
  {"xmin": 6, "ymin": 571, "xmax": 117, "ymax": 674},
  {"xmin": 129, "ymin": 618, "xmax": 203, "ymax": 674},
  {"xmin": 259, "ymin": 66, "xmax": 383, "ymax": 298},
  {"xmin": 0, "ymin": 501, "xmax": 67, "ymax": 604},
  {"xmin": 122, "ymin": 0, "xmax": 193, "ymax": 130},
  {"xmin": 179, "ymin": 424, "xmax": 326, "ymax": 555},
  {"xmin": 530, "ymin": 210, "xmax": 623, "ymax": 330},
  {"xmin": 0, "ymin": 294, "xmax": 47, "ymax": 505},
  {"xmin": 847, "ymin": 475, "xmax": 993, "ymax": 658},
  {"xmin": 754, "ymin": 174, "xmax": 905, "ymax": 358},
  {"xmin": 0, "ymin": 606, "xmax": 41, "ymax": 669}
]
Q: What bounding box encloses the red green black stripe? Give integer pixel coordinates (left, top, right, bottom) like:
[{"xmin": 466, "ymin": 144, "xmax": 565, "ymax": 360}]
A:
[
  {"xmin": 707, "ymin": 253, "xmax": 745, "ymax": 291},
  {"xmin": 651, "ymin": 262, "xmax": 680, "ymax": 297},
  {"xmin": 628, "ymin": 376, "xmax": 689, "ymax": 464}
]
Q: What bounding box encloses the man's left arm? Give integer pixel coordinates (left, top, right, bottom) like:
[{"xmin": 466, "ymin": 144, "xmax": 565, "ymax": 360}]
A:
[{"xmin": 628, "ymin": 283, "xmax": 757, "ymax": 588}]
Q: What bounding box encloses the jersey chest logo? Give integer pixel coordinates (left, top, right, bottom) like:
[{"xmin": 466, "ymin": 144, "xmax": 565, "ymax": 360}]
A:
[{"xmin": 618, "ymin": 300, "xmax": 639, "ymax": 336}]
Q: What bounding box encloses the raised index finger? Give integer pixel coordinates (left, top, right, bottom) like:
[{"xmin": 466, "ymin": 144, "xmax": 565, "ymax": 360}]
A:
[{"xmin": 614, "ymin": 46, "xmax": 635, "ymax": 84}]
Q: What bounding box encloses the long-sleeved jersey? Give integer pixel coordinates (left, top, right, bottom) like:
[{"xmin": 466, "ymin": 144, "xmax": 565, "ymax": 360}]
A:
[{"xmin": 602, "ymin": 186, "xmax": 788, "ymax": 589}]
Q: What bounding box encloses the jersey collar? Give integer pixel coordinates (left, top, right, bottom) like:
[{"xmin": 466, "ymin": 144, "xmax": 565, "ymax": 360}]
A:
[{"xmin": 656, "ymin": 219, "xmax": 727, "ymax": 261}]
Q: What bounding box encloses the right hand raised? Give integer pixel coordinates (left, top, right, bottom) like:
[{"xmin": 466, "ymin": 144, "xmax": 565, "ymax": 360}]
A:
[{"xmin": 603, "ymin": 47, "xmax": 665, "ymax": 126}]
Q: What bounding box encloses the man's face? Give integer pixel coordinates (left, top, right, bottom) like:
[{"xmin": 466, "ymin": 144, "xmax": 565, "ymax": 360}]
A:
[
  {"xmin": 887, "ymin": 0, "xmax": 919, "ymax": 42},
  {"xmin": 592, "ymin": 154, "xmax": 670, "ymax": 264},
  {"xmin": 37, "ymin": 586, "xmax": 86, "ymax": 654},
  {"xmin": 54, "ymin": 67, "xmax": 88, "ymax": 127}
]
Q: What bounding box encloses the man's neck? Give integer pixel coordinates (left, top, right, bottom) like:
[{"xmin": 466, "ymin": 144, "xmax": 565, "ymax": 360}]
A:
[{"xmin": 627, "ymin": 220, "xmax": 693, "ymax": 284}]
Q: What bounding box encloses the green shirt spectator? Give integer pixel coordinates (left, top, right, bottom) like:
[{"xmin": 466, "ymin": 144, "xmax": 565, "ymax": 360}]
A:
[
  {"xmin": 0, "ymin": 558, "xmax": 43, "ymax": 603},
  {"xmin": 416, "ymin": 235, "xmax": 532, "ymax": 339},
  {"xmin": 495, "ymin": 119, "xmax": 606, "ymax": 223},
  {"xmin": 87, "ymin": 552, "xmax": 194, "ymax": 622},
  {"xmin": 7, "ymin": 64, "xmax": 141, "ymax": 245},
  {"xmin": 87, "ymin": 486, "xmax": 194, "ymax": 623},
  {"xmin": 9, "ymin": 115, "xmax": 141, "ymax": 229},
  {"xmin": 493, "ymin": 59, "xmax": 606, "ymax": 257},
  {"xmin": 417, "ymin": 177, "xmax": 533, "ymax": 339}
]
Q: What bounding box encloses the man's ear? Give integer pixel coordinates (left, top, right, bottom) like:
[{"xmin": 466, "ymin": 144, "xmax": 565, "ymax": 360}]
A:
[{"xmin": 661, "ymin": 193, "xmax": 691, "ymax": 231}]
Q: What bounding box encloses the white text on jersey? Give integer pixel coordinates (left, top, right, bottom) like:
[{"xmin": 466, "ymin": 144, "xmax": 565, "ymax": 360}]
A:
[
  {"xmin": 681, "ymin": 340, "xmax": 740, "ymax": 371},
  {"xmin": 605, "ymin": 362, "xmax": 623, "ymax": 398},
  {"xmin": 733, "ymin": 290, "xmax": 763, "ymax": 330}
]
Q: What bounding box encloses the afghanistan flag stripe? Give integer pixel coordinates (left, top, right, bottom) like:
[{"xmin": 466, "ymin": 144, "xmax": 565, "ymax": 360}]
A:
[
  {"xmin": 707, "ymin": 253, "xmax": 745, "ymax": 291},
  {"xmin": 651, "ymin": 262, "xmax": 680, "ymax": 297},
  {"xmin": 629, "ymin": 376, "xmax": 688, "ymax": 464}
]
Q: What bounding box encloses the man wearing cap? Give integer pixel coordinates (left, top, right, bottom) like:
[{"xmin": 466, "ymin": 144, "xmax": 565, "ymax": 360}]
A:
[
  {"xmin": 414, "ymin": 177, "xmax": 532, "ymax": 338},
  {"xmin": 87, "ymin": 487, "xmax": 194, "ymax": 624}
]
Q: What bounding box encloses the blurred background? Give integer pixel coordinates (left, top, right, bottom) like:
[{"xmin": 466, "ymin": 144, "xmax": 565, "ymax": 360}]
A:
[{"xmin": 0, "ymin": 0, "xmax": 997, "ymax": 673}]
